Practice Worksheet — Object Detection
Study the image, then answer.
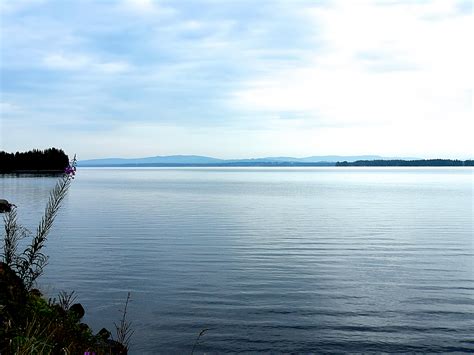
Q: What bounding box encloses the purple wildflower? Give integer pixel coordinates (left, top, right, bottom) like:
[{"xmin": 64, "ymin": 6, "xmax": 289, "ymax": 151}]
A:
[{"xmin": 64, "ymin": 155, "xmax": 77, "ymax": 179}]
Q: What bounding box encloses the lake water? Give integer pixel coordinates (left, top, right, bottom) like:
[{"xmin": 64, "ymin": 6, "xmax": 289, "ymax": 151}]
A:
[{"xmin": 1, "ymin": 167, "xmax": 473, "ymax": 353}]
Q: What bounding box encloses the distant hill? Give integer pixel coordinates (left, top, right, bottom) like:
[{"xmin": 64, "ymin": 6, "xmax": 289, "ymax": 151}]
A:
[
  {"xmin": 78, "ymin": 155, "xmax": 418, "ymax": 167},
  {"xmin": 78, "ymin": 155, "xmax": 224, "ymax": 166}
]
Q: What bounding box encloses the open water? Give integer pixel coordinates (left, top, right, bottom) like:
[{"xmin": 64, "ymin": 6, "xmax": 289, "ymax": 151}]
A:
[{"xmin": 1, "ymin": 167, "xmax": 473, "ymax": 353}]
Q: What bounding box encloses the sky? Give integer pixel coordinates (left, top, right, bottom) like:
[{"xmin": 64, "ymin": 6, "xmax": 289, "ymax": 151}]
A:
[{"xmin": 0, "ymin": 0, "xmax": 472, "ymax": 159}]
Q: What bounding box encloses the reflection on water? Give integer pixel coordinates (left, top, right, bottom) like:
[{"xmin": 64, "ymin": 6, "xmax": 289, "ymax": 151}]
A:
[{"xmin": 1, "ymin": 168, "xmax": 473, "ymax": 353}]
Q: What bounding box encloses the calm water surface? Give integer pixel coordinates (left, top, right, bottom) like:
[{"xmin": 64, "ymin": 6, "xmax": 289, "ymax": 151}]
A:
[{"xmin": 1, "ymin": 167, "xmax": 473, "ymax": 353}]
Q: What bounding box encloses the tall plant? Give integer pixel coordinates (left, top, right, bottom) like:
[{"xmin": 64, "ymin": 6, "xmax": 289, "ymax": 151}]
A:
[{"xmin": 1, "ymin": 156, "xmax": 76, "ymax": 290}]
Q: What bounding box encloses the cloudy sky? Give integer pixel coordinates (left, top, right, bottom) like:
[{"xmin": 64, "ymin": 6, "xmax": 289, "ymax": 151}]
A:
[{"xmin": 0, "ymin": 0, "xmax": 472, "ymax": 159}]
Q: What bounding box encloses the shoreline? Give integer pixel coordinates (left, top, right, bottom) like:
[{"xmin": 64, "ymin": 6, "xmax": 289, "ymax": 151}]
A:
[{"xmin": 0, "ymin": 170, "xmax": 64, "ymax": 175}]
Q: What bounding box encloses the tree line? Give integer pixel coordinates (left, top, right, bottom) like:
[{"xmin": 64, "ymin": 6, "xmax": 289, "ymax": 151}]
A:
[
  {"xmin": 336, "ymin": 159, "xmax": 474, "ymax": 167},
  {"xmin": 0, "ymin": 148, "xmax": 69, "ymax": 173}
]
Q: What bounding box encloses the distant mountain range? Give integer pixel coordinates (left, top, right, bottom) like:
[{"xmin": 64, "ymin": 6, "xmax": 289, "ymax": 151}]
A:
[{"xmin": 78, "ymin": 155, "xmax": 418, "ymax": 167}]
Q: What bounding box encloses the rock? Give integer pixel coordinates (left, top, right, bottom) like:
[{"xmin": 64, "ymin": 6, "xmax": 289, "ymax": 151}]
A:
[
  {"xmin": 0, "ymin": 199, "xmax": 13, "ymax": 213},
  {"xmin": 30, "ymin": 288, "xmax": 43, "ymax": 297},
  {"xmin": 0, "ymin": 262, "xmax": 27, "ymax": 322},
  {"xmin": 69, "ymin": 303, "xmax": 85, "ymax": 319},
  {"xmin": 97, "ymin": 327, "xmax": 111, "ymax": 340},
  {"xmin": 107, "ymin": 339, "xmax": 128, "ymax": 354},
  {"xmin": 78, "ymin": 322, "xmax": 90, "ymax": 333}
]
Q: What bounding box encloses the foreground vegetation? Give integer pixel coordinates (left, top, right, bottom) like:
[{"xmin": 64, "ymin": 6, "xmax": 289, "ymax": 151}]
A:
[
  {"xmin": 0, "ymin": 262, "xmax": 129, "ymax": 354},
  {"xmin": 0, "ymin": 157, "xmax": 132, "ymax": 354}
]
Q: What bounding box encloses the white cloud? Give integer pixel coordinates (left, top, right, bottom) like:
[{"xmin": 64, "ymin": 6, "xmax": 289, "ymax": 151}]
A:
[
  {"xmin": 0, "ymin": 0, "xmax": 46, "ymax": 14},
  {"xmin": 96, "ymin": 61, "xmax": 131, "ymax": 74},
  {"xmin": 2, "ymin": 0, "xmax": 472, "ymax": 158},
  {"xmin": 43, "ymin": 53, "xmax": 131, "ymax": 73},
  {"xmin": 231, "ymin": 0, "xmax": 472, "ymax": 141},
  {"xmin": 43, "ymin": 53, "xmax": 91, "ymax": 70},
  {"xmin": 120, "ymin": 0, "xmax": 176, "ymax": 17},
  {"xmin": 0, "ymin": 102, "xmax": 23, "ymax": 115}
]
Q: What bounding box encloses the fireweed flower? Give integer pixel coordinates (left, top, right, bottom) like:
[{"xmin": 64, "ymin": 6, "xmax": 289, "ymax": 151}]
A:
[
  {"xmin": 64, "ymin": 155, "xmax": 77, "ymax": 179},
  {"xmin": 64, "ymin": 166, "xmax": 75, "ymax": 177}
]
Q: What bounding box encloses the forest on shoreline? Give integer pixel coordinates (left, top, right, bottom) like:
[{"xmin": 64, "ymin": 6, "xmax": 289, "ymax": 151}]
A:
[
  {"xmin": 336, "ymin": 159, "xmax": 474, "ymax": 167},
  {"xmin": 0, "ymin": 148, "xmax": 69, "ymax": 173}
]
